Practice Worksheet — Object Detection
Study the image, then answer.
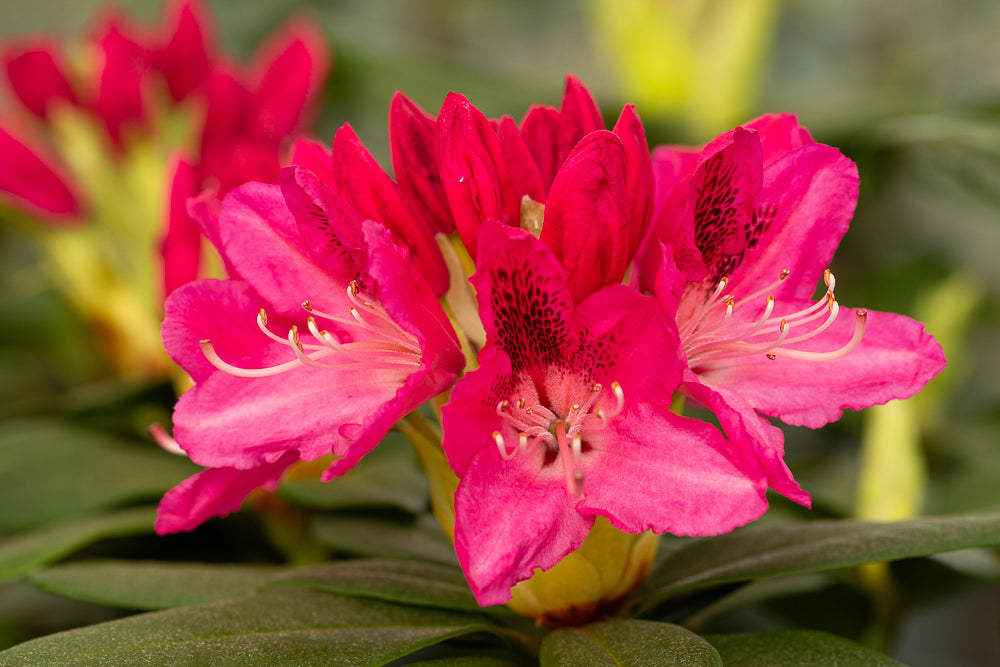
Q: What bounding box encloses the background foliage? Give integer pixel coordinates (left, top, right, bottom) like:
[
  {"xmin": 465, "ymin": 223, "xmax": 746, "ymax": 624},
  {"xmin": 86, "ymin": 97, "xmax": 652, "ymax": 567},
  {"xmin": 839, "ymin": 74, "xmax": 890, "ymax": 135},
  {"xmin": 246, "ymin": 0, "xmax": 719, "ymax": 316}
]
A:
[{"xmin": 2, "ymin": 1, "xmax": 1000, "ymax": 664}]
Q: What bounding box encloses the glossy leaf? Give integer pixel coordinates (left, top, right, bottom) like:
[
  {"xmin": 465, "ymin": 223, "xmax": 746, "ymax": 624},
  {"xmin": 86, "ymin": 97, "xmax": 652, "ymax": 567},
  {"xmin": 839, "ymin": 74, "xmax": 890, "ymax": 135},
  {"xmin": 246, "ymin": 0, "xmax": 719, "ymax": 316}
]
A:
[
  {"xmin": 540, "ymin": 619, "xmax": 722, "ymax": 666},
  {"xmin": 279, "ymin": 432, "xmax": 428, "ymax": 513},
  {"xmin": 0, "ymin": 587, "xmax": 513, "ymax": 666},
  {"xmin": 268, "ymin": 558, "xmax": 481, "ymax": 611},
  {"xmin": 311, "ymin": 514, "xmax": 457, "ymax": 565},
  {"xmin": 0, "ymin": 507, "xmax": 156, "ymax": 583},
  {"xmin": 0, "ymin": 420, "xmax": 197, "ymax": 531},
  {"xmin": 705, "ymin": 630, "xmax": 903, "ymax": 666},
  {"xmin": 28, "ymin": 560, "xmax": 285, "ymax": 610},
  {"xmin": 638, "ymin": 512, "xmax": 1000, "ymax": 612}
]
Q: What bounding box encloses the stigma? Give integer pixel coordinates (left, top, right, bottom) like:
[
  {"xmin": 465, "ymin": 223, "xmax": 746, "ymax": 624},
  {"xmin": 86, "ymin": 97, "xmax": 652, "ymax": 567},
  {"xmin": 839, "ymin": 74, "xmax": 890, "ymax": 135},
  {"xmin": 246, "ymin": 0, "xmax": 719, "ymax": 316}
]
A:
[
  {"xmin": 681, "ymin": 269, "xmax": 867, "ymax": 368},
  {"xmin": 491, "ymin": 380, "xmax": 625, "ymax": 498},
  {"xmin": 199, "ymin": 280, "xmax": 422, "ymax": 379}
]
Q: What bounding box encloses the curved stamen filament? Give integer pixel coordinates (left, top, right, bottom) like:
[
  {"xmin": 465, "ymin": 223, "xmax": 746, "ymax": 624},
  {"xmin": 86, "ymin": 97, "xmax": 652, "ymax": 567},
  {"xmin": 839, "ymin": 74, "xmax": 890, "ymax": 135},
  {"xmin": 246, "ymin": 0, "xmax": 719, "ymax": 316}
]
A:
[
  {"xmin": 767, "ymin": 309, "xmax": 867, "ymax": 361},
  {"xmin": 555, "ymin": 421, "xmax": 584, "ymax": 498}
]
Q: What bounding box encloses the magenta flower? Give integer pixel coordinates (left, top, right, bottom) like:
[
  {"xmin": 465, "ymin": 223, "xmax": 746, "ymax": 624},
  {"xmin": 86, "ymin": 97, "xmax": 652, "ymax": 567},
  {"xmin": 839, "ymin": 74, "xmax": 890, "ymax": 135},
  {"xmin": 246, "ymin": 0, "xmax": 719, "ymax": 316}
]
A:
[
  {"xmin": 435, "ymin": 76, "xmax": 654, "ymax": 302},
  {"xmin": 639, "ymin": 115, "xmax": 945, "ymax": 464},
  {"xmin": 155, "ymin": 166, "xmax": 464, "ymax": 533},
  {"xmin": 441, "ymin": 220, "xmax": 802, "ymax": 606}
]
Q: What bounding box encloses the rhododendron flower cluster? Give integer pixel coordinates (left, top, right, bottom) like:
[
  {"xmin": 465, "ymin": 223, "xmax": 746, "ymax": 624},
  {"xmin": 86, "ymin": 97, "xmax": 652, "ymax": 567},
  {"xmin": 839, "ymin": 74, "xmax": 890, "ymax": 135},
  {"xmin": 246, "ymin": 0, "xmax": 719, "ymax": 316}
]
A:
[
  {"xmin": 155, "ymin": 76, "xmax": 946, "ymax": 616},
  {"xmin": 0, "ymin": 0, "xmax": 328, "ymax": 376}
]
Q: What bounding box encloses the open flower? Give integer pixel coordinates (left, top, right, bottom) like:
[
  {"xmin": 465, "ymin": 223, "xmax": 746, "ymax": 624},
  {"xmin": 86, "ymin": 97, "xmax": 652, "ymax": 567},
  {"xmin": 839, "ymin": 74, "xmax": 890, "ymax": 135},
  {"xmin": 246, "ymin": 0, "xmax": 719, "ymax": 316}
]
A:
[
  {"xmin": 640, "ymin": 115, "xmax": 945, "ymax": 469},
  {"xmin": 155, "ymin": 167, "xmax": 464, "ymax": 533},
  {"xmin": 441, "ymin": 220, "xmax": 802, "ymax": 606}
]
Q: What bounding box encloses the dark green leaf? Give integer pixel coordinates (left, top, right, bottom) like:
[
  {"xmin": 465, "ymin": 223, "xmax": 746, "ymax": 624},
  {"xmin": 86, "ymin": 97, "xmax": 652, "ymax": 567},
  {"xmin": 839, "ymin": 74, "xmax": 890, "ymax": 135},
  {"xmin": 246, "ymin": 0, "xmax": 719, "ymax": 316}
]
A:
[
  {"xmin": 268, "ymin": 558, "xmax": 481, "ymax": 612},
  {"xmin": 311, "ymin": 514, "xmax": 457, "ymax": 564},
  {"xmin": 0, "ymin": 507, "xmax": 156, "ymax": 583},
  {"xmin": 540, "ymin": 619, "xmax": 722, "ymax": 667},
  {"xmin": 280, "ymin": 433, "xmax": 427, "ymax": 513},
  {"xmin": 0, "ymin": 420, "xmax": 196, "ymax": 531},
  {"xmin": 0, "ymin": 586, "xmax": 513, "ymax": 666},
  {"xmin": 28, "ymin": 561, "xmax": 286, "ymax": 610},
  {"xmin": 705, "ymin": 630, "xmax": 904, "ymax": 666},
  {"xmin": 639, "ymin": 512, "xmax": 1000, "ymax": 611}
]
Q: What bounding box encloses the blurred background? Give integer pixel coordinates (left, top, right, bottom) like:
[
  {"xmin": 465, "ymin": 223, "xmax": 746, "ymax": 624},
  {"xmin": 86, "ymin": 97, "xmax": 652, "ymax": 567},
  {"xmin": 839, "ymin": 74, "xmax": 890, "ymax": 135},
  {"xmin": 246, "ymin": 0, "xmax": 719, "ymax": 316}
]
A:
[{"xmin": 1, "ymin": 1, "xmax": 999, "ymax": 664}]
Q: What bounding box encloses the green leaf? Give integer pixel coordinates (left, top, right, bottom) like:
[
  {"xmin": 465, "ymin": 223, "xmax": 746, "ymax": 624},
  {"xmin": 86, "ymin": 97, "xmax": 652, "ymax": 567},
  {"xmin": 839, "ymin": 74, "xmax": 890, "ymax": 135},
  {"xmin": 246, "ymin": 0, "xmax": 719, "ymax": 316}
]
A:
[
  {"xmin": 638, "ymin": 511, "xmax": 1000, "ymax": 612},
  {"xmin": 705, "ymin": 630, "xmax": 904, "ymax": 666},
  {"xmin": 0, "ymin": 507, "xmax": 156, "ymax": 583},
  {"xmin": 27, "ymin": 561, "xmax": 286, "ymax": 610},
  {"xmin": 0, "ymin": 586, "xmax": 515, "ymax": 666},
  {"xmin": 540, "ymin": 619, "xmax": 722, "ymax": 666},
  {"xmin": 0, "ymin": 419, "xmax": 196, "ymax": 531},
  {"xmin": 268, "ymin": 558, "xmax": 481, "ymax": 612},
  {"xmin": 311, "ymin": 514, "xmax": 457, "ymax": 564},
  {"xmin": 280, "ymin": 432, "xmax": 428, "ymax": 513}
]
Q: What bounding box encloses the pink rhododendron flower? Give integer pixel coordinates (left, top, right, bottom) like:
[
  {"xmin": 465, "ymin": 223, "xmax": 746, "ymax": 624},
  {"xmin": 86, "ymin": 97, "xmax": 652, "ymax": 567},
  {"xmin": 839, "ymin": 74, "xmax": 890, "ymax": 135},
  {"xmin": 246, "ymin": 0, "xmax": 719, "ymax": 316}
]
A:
[
  {"xmin": 639, "ymin": 114, "xmax": 945, "ymax": 468},
  {"xmin": 441, "ymin": 220, "xmax": 803, "ymax": 606},
  {"xmin": 435, "ymin": 76, "xmax": 654, "ymax": 301},
  {"xmin": 155, "ymin": 167, "xmax": 464, "ymax": 533}
]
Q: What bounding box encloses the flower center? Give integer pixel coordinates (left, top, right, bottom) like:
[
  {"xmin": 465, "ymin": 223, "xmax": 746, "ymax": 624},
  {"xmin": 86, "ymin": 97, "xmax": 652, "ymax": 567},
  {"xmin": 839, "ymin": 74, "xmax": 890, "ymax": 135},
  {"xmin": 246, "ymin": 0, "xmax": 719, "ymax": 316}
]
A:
[
  {"xmin": 491, "ymin": 381, "xmax": 625, "ymax": 498},
  {"xmin": 681, "ymin": 269, "xmax": 867, "ymax": 369},
  {"xmin": 199, "ymin": 280, "xmax": 422, "ymax": 380}
]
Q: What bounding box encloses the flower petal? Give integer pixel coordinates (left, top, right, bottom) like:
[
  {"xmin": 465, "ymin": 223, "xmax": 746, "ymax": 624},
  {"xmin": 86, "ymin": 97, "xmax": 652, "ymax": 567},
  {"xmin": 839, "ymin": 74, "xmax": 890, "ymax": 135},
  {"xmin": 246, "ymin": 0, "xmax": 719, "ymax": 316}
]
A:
[
  {"xmin": 161, "ymin": 155, "xmax": 203, "ymax": 296},
  {"xmin": 2, "ymin": 40, "xmax": 78, "ymax": 119},
  {"xmin": 728, "ymin": 143, "xmax": 859, "ymax": 300},
  {"xmin": 436, "ymin": 92, "xmax": 520, "ymax": 257},
  {"xmin": 541, "ymin": 130, "xmax": 631, "ymax": 303},
  {"xmin": 612, "ymin": 104, "xmax": 655, "ymax": 259},
  {"xmin": 154, "ymin": 452, "xmax": 298, "ymax": 534},
  {"xmin": 578, "ymin": 402, "xmax": 770, "ymax": 536},
  {"xmin": 497, "ymin": 115, "xmax": 546, "ymax": 203},
  {"xmin": 453, "ymin": 443, "xmax": 594, "ymax": 606},
  {"xmin": 157, "ymin": 0, "xmax": 213, "ymax": 103},
  {"xmin": 0, "ymin": 125, "xmax": 81, "ymax": 220},
  {"xmin": 330, "ymin": 124, "xmax": 448, "ymax": 295},
  {"xmin": 699, "ymin": 305, "xmax": 946, "ymax": 428},
  {"xmin": 389, "ymin": 92, "xmax": 455, "ymax": 234}
]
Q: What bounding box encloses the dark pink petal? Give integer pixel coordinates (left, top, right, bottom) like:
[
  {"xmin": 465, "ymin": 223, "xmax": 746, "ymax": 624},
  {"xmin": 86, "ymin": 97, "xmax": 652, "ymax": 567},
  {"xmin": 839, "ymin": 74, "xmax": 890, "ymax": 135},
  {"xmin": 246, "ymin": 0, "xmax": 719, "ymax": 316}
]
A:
[
  {"xmin": 540, "ymin": 131, "xmax": 631, "ymax": 303},
  {"xmin": 93, "ymin": 16, "xmax": 152, "ymax": 145},
  {"xmin": 161, "ymin": 155, "xmax": 203, "ymax": 296},
  {"xmin": 742, "ymin": 113, "xmax": 815, "ymax": 166},
  {"xmin": 154, "ymin": 451, "xmax": 298, "ymax": 534},
  {"xmin": 632, "ymin": 145, "xmax": 705, "ymax": 291},
  {"xmin": 158, "ymin": 0, "xmax": 213, "ymax": 102},
  {"xmin": 681, "ymin": 376, "xmax": 810, "ymax": 506},
  {"xmin": 389, "ymin": 92, "xmax": 455, "ymax": 234},
  {"xmin": 727, "ymin": 144, "xmax": 859, "ymax": 301},
  {"xmin": 453, "ymin": 441, "xmax": 594, "ymax": 606},
  {"xmin": 248, "ymin": 20, "xmax": 329, "ymax": 142},
  {"xmin": 519, "ymin": 104, "xmax": 561, "ymax": 189},
  {"xmin": 200, "ymin": 68, "xmax": 250, "ymax": 152},
  {"xmin": 2, "ymin": 41, "xmax": 78, "ymax": 119},
  {"xmin": 279, "ymin": 165, "xmax": 367, "ymax": 274},
  {"xmin": 330, "ymin": 124, "xmax": 449, "ymax": 296},
  {"xmin": 612, "ymin": 104, "xmax": 654, "ymax": 259},
  {"xmin": 0, "ymin": 125, "xmax": 81, "ymax": 220},
  {"xmin": 470, "ymin": 220, "xmax": 576, "ymax": 370},
  {"xmin": 557, "ymin": 75, "xmax": 605, "ymax": 163},
  {"xmin": 496, "ymin": 115, "xmax": 546, "ymax": 203},
  {"xmin": 217, "ymin": 181, "xmax": 347, "ymax": 318},
  {"xmin": 698, "ymin": 306, "xmax": 946, "ymax": 429},
  {"xmin": 289, "ymin": 137, "xmax": 335, "ymax": 188},
  {"xmin": 684, "ymin": 127, "xmax": 762, "ymax": 281},
  {"xmin": 436, "ymin": 92, "xmax": 520, "ymax": 257},
  {"xmin": 205, "ymin": 138, "xmax": 283, "ymax": 195},
  {"xmin": 578, "ymin": 402, "xmax": 769, "ymax": 535}
]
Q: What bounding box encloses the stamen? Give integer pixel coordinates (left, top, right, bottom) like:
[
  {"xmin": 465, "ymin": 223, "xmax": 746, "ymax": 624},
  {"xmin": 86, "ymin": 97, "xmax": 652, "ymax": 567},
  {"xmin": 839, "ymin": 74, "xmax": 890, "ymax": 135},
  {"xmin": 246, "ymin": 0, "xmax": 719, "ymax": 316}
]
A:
[
  {"xmin": 767, "ymin": 309, "xmax": 867, "ymax": 361},
  {"xmin": 494, "ymin": 431, "xmax": 518, "ymax": 460},
  {"xmin": 555, "ymin": 421, "xmax": 583, "ymax": 498}
]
